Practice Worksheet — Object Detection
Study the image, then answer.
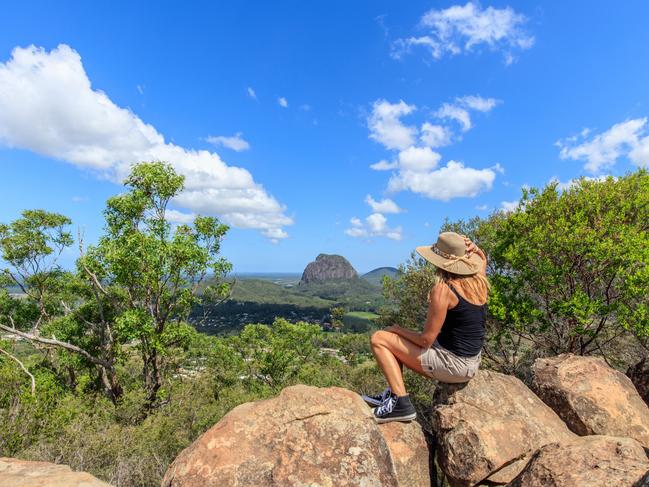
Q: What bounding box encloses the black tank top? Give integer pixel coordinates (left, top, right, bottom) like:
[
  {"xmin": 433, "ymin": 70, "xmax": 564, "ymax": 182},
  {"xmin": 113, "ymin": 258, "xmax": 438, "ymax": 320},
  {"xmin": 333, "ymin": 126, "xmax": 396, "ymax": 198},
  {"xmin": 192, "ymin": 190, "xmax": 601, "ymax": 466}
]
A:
[{"xmin": 436, "ymin": 283, "xmax": 486, "ymax": 357}]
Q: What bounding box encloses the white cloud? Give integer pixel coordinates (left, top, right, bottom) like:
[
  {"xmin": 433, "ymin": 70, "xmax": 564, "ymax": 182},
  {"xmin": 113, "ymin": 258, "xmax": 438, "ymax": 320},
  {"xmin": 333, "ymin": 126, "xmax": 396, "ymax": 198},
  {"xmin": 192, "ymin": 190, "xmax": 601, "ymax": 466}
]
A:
[
  {"xmin": 165, "ymin": 209, "xmax": 196, "ymax": 224},
  {"xmin": 457, "ymin": 95, "xmax": 500, "ymax": 112},
  {"xmin": 278, "ymin": 97, "xmax": 288, "ymax": 108},
  {"xmin": 434, "ymin": 96, "xmax": 499, "ymax": 133},
  {"xmin": 420, "ymin": 122, "xmax": 453, "ymax": 148},
  {"xmin": 500, "ymin": 200, "xmax": 519, "ymax": 212},
  {"xmin": 392, "ymin": 2, "xmax": 534, "ymax": 64},
  {"xmin": 137, "ymin": 84, "xmax": 144, "ymax": 95},
  {"xmin": 247, "ymin": 87, "xmax": 257, "ymax": 99},
  {"xmin": 368, "ymin": 99, "xmax": 417, "ymax": 150},
  {"xmin": 345, "ymin": 213, "xmax": 402, "ymax": 241},
  {"xmin": 475, "ymin": 204, "xmax": 488, "ymax": 211},
  {"xmin": 435, "ymin": 103, "xmax": 472, "ymax": 131},
  {"xmin": 557, "ymin": 118, "xmax": 648, "ymax": 173},
  {"xmin": 0, "ymin": 44, "xmax": 291, "ymax": 240},
  {"xmin": 387, "ymin": 160, "xmax": 497, "ymax": 201},
  {"xmin": 365, "ymin": 195, "xmax": 403, "ymax": 214},
  {"xmin": 398, "ymin": 146, "xmax": 441, "ymax": 172},
  {"xmin": 550, "ymin": 175, "xmax": 611, "ymax": 192},
  {"xmin": 205, "ymin": 132, "xmax": 250, "ymax": 152},
  {"xmin": 370, "ymin": 159, "xmax": 399, "ymax": 171}
]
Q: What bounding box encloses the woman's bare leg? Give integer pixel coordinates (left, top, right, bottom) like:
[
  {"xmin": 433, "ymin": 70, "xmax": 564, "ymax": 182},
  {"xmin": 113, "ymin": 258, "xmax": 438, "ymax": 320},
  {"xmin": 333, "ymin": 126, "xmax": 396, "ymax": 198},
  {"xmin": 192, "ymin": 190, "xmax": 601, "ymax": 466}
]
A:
[{"xmin": 370, "ymin": 330, "xmax": 431, "ymax": 396}]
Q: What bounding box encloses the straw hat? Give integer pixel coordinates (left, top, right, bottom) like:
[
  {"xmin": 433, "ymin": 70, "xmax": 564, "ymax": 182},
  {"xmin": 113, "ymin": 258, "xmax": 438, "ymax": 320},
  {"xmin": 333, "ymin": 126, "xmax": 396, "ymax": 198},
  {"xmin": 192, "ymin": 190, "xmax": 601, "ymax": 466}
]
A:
[{"xmin": 416, "ymin": 232, "xmax": 482, "ymax": 276}]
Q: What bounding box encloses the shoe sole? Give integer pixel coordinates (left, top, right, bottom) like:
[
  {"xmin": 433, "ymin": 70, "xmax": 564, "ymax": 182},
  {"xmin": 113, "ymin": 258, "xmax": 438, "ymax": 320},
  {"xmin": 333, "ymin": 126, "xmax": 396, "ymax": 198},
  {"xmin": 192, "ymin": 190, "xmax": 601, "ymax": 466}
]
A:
[{"xmin": 373, "ymin": 412, "xmax": 417, "ymax": 423}]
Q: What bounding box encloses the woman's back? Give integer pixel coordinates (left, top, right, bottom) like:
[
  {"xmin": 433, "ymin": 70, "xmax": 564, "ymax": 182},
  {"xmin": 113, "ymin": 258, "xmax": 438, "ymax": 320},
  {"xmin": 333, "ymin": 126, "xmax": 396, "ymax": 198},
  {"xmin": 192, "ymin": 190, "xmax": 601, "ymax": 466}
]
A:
[{"xmin": 436, "ymin": 282, "xmax": 486, "ymax": 357}]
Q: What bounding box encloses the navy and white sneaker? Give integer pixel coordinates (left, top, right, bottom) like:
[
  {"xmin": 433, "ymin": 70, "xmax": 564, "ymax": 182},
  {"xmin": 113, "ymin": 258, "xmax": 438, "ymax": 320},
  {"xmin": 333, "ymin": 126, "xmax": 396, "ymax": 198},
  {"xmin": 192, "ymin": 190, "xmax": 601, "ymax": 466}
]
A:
[
  {"xmin": 372, "ymin": 394, "xmax": 417, "ymax": 423},
  {"xmin": 361, "ymin": 387, "xmax": 392, "ymax": 407}
]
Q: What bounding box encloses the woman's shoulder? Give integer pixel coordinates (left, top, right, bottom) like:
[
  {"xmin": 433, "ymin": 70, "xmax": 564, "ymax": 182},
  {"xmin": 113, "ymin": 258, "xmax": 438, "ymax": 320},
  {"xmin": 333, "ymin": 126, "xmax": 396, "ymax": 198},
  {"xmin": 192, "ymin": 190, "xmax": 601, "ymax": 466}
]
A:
[{"xmin": 428, "ymin": 281, "xmax": 458, "ymax": 308}]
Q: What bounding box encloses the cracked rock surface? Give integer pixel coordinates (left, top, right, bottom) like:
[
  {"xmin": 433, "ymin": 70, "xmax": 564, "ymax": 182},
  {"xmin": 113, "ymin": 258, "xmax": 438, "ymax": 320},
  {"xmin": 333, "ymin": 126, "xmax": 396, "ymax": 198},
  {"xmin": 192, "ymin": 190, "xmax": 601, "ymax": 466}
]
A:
[
  {"xmin": 432, "ymin": 370, "xmax": 576, "ymax": 487},
  {"xmin": 162, "ymin": 385, "xmax": 429, "ymax": 486}
]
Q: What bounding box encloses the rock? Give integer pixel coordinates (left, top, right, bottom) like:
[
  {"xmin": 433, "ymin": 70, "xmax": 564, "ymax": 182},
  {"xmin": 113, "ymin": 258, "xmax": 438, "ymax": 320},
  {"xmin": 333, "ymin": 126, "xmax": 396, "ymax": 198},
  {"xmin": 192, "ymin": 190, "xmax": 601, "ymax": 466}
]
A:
[
  {"xmin": 300, "ymin": 254, "xmax": 357, "ymax": 283},
  {"xmin": 532, "ymin": 354, "xmax": 649, "ymax": 449},
  {"xmin": 162, "ymin": 385, "xmax": 430, "ymax": 487},
  {"xmin": 0, "ymin": 458, "xmax": 112, "ymax": 487},
  {"xmin": 628, "ymin": 357, "xmax": 649, "ymax": 408},
  {"xmin": 432, "ymin": 369, "xmax": 576, "ymax": 487},
  {"xmin": 380, "ymin": 421, "xmax": 430, "ymax": 487},
  {"xmin": 506, "ymin": 435, "xmax": 649, "ymax": 487}
]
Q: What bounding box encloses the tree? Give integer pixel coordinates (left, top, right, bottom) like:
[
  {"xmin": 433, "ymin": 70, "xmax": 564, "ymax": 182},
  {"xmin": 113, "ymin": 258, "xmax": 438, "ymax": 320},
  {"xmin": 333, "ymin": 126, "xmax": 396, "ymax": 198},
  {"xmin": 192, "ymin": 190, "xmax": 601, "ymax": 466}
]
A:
[
  {"xmin": 329, "ymin": 306, "xmax": 345, "ymax": 332},
  {"xmin": 0, "ymin": 162, "xmax": 232, "ymax": 409},
  {"xmin": 491, "ymin": 171, "xmax": 648, "ymax": 358}
]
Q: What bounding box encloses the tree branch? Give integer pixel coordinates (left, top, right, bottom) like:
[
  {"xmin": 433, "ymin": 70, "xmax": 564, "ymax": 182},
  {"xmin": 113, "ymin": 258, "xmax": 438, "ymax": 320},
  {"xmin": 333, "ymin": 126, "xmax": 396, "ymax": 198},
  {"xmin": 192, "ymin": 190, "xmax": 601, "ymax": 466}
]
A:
[
  {"xmin": 0, "ymin": 324, "xmax": 111, "ymax": 369},
  {"xmin": 0, "ymin": 347, "xmax": 36, "ymax": 395}
]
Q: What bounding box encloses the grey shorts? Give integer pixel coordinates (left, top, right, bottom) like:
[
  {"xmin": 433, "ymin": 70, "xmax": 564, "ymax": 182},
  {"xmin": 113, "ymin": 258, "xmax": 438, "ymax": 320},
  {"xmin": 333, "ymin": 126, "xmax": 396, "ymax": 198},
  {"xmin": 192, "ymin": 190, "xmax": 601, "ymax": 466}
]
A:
[{"xmin": 419, "ymin": 341, "xmax": 481, "ymax": 383}]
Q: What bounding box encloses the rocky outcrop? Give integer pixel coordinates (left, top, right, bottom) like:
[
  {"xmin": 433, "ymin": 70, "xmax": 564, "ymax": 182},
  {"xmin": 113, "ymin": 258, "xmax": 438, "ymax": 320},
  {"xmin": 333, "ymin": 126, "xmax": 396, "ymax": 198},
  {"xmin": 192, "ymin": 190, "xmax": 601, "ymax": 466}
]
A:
[
  {"xmin": 300, "ymin": 254, "xmax": 357, "ymax": 284},
  {"xmin": 0, "ymin": 458, "xmax": 112, "ymax": 487},
  {"xmin": 532, "ymin": 354, "xmax": 649, "ymax": 449},
  {"xmin": 162, "ymin": 385, "xmax": 429, "ymax": 487},
  {"xmin": 628, "ymin": 357, "xmax": 649, "ymax": 408},
  {"xmin": 432, "ymin": 370, "xmax": 576, "ymax": 486},
  {"xmin": 506, "ymin": 435, "xmax": 649, "ymax": 487}
]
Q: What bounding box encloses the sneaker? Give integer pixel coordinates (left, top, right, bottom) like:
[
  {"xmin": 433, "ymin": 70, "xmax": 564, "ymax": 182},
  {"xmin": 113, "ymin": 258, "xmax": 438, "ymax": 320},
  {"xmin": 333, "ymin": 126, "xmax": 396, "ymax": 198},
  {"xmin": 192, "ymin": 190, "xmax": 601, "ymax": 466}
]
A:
[
  {"xmin": 372, "ymin": 394, "xmax": 417, "ymax": 423},
  {"xmin": 361, "ymin": 387, "xmax": 392, "ymax": 407}
]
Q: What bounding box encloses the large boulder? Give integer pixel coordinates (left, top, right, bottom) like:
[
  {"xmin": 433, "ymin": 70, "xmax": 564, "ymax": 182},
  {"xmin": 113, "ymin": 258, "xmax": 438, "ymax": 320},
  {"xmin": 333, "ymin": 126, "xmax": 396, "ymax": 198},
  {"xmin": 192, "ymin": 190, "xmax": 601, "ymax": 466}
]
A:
[
  {"xmin": 506, "ymin": 435, "xmax": 649, "ymax": 487},
  {"xmin": 432, "ymin": 370, "xmax": 576, "ymax": 487},
  {"xmin": 628, "ymin": 357, "xmax": 649, "ymax": 408},
  {"xmin": 300, "ymin": 254, "xmax": 358, "ymax": 283},
  {"xmin": 162, "ymin": 385, "xmax": 430, "ymax": 486},
  {"xmin": 0, "ymin": 458, "xmax": 112, "ymax": 487},
  {"xmin": 532, "ymin": 354, "xmax": 649, "ymax": 449}
]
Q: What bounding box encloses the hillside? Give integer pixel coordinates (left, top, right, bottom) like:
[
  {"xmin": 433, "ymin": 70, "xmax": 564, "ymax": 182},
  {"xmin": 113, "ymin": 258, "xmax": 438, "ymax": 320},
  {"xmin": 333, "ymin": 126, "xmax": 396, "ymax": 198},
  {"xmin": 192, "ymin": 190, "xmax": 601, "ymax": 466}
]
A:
[{"xmin": 361, "ymin": 267, "xmax": 400, "ymax": 286}]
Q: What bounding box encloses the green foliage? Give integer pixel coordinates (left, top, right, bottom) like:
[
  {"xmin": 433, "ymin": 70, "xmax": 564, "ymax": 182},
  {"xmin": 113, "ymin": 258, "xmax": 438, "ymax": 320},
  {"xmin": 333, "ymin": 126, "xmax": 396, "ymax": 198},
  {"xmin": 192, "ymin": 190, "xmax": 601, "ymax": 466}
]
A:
[
  {"xmin": 491, "ymin": 171, "xmax": 648, "ymax": 358},
  {"xmin": 380, "ymin": 169, "xmax": 649, "ymax": 376}
]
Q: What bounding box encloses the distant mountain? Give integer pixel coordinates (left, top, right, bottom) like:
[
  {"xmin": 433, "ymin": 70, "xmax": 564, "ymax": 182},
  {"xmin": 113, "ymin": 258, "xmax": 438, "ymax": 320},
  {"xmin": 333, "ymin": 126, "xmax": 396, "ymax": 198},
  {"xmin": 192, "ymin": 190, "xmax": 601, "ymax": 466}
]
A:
[
  {"xmin": 300, "ymin": 254, "xmax": 358, "ymax": 284},
  {"xmin": 361, "ymin": 267, "xmax": 400, "ymax": 286}
]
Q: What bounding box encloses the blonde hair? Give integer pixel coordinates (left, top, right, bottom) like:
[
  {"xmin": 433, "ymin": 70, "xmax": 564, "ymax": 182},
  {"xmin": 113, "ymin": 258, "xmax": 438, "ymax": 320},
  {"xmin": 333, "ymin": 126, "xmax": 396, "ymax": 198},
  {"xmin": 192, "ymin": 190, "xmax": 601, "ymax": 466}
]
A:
[{"xmin": 433, "ymin": 268, "xmax": 490, "ymax": 305}]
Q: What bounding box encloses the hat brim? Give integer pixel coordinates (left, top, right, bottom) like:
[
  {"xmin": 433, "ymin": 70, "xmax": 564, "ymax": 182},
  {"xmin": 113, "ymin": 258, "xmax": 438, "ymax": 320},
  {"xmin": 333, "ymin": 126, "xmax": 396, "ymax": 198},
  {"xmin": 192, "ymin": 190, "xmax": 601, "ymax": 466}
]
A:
[{"xmin": 415, "ymin": 245, "xmax": 482, "ymax": 276}]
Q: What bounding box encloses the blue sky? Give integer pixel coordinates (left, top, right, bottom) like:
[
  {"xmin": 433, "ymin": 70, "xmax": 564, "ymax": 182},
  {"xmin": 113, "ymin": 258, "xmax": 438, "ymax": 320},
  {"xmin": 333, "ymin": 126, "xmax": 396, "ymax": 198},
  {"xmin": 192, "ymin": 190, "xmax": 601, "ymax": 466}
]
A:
[{"xmin": 1, "ymin": 1, "xmax": 648, "ymax": 273}]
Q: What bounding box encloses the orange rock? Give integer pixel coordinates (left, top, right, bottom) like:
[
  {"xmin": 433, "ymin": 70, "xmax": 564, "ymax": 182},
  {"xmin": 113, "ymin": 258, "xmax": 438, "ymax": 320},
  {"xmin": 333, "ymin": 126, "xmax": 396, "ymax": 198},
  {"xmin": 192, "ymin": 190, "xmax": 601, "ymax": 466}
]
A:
[
  {"xmin": 432, "ymin": 370, "xmax": 576, "ymax": 486},
  {"xmin": 0, "ymin": 458, "xmax": 112, "ymax": 487},
  {"xmin": 162, "ymin": 385, "xmax": 430, "ymax": 486},
  {"xmin": 507, "ymin": 435, "xmax": 649, "ymax": 487},
  {"xmin": 532, "ymin": 354, "xmax": 649, "ymax": 449}
]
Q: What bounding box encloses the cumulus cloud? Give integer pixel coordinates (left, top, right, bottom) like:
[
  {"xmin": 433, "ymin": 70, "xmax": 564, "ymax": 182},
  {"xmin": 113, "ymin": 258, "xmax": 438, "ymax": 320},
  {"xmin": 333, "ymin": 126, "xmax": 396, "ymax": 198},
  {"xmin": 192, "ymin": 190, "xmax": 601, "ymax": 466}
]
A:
[
  {"xmin": 392, "ymin": 2, "xmax": 534, "ymax": 64},
  {"xmin": 344, "ymin": 213, "xmax": 402, "ymax": 241},
  {"xmin": 398, "ymin": 146, "xmax": 441, "ymax": 171},
  {"xmin": 434, "ymin": 95, "xmax": 500, "ymax": 132},
  {"xmin": 278, "ymin": 97, "xmax": 288, "ymax": 108},
  {"xmin": 205, "ymin": 132, "xmax": 250, "ymax": 152},
  {"xmin": 365, "ymin": 195, "xmax": 403, "ymax": 214},
  {"xmin": 435, "ymin": 103, "xmax": 472, "ymax": 131},
  {"xmin": 387, "ymin": 160, "xmax": 497, "ymax": 201},
  {"xmin": 0, "ymin": 45, "xmax": 292, "ymax": 240},
  {"xmin": 368, "ymin": 99, "xmax": 417, "ymax": 150},
  {"xmin": 370, "ymin": 159, "xmax": 399, "ymax": 171},
  {"xmin": 500, "ymin": 200, "xmax": 519, "ymax": 212},
  {"xmin": 557, "ymin": 118, "xmax": 648, "ymax": 173},
  {"xmin": 420, "ymin": 122, "xmax": 453, "ymax": 148},
  {"xmin": 549, "ymin": 175, "xmax": 612, "ymax": 192}
]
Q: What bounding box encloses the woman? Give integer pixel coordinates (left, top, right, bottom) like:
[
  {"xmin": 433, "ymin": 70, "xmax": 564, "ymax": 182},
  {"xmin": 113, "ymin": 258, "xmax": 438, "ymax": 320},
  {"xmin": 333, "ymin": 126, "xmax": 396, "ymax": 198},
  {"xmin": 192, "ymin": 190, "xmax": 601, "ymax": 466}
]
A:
[{"xmin": 364, "ymin": 231, "xmax": 489, "ymax": 423}]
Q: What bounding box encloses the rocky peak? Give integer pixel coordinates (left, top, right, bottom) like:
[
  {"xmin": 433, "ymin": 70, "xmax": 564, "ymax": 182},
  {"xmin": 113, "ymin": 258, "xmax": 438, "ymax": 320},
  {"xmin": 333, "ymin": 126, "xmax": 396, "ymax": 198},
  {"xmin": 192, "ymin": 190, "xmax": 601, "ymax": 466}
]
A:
[{"xmin": 300, "ymin": 253, "xmax": 357, "ymax": 284}]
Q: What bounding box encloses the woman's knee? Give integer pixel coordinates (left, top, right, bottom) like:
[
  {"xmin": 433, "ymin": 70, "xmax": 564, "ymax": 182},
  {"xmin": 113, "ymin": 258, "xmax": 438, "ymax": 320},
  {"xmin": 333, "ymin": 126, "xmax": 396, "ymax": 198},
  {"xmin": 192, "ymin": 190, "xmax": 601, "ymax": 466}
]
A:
[{"xmin": 370, "ymin": 330, "xmax": 390, "ymax": 347}]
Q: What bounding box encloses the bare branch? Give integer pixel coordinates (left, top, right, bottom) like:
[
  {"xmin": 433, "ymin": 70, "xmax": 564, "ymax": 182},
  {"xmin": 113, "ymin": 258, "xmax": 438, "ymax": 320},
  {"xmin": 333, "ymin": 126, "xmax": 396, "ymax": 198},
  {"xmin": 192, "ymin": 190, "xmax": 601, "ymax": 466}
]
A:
[
  {"xmin": 0, "ymin": 347, "xmax": 36, "ymax": 395},
  {"xmin": 0, "ymin": 323, "xmax": 111, "ymax": 369}
]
